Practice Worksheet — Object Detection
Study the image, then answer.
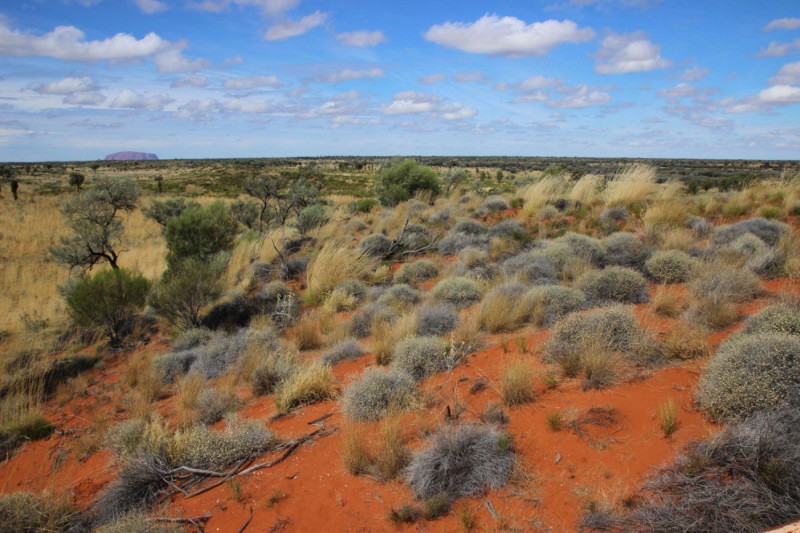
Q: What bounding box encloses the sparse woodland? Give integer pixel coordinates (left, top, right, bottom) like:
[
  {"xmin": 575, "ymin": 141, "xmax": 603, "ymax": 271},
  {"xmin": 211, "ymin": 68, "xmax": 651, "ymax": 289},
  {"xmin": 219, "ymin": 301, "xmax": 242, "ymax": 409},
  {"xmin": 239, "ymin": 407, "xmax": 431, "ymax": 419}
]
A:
[{"xmin": 1, "ymin": 158, "xmax": 800, "ymax": 532}]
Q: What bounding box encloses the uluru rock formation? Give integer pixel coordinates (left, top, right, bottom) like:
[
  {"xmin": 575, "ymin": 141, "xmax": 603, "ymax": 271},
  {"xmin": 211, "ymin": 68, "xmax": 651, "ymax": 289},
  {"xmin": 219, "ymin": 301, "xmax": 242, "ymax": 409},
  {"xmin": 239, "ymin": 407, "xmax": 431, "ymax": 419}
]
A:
[{"xmin": 105, "ymin": 151, "xmax": 159, "ymax": 161}]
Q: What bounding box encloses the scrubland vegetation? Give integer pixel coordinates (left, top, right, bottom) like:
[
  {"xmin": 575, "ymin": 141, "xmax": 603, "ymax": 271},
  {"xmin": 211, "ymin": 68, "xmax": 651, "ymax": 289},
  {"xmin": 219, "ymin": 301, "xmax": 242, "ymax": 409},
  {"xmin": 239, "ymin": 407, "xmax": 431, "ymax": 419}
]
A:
[{"xmin": 1, "ymin": 157, "xmax": 800, "ymax": 532}]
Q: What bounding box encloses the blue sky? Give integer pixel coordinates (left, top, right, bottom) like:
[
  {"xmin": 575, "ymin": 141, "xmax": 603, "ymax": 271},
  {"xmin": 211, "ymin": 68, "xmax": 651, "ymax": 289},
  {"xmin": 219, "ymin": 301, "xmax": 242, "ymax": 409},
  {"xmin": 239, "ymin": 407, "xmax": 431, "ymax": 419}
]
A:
[{"xmin": 1, "ymin": 0, "xmax": 799, "ymax": 161}]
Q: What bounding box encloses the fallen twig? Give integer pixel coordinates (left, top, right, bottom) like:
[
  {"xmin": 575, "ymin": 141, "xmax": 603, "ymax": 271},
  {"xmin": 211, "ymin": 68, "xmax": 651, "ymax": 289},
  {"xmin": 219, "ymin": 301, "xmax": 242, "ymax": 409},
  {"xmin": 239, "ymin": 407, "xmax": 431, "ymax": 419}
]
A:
[{"xmin": 237, "ymin": 506, "xmax": 254, "ymax": 533}]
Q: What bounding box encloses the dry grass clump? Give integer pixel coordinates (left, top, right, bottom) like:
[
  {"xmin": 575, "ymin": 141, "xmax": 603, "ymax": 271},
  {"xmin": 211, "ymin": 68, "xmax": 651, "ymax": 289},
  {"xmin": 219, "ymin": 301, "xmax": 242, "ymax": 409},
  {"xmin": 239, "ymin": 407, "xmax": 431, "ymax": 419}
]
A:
[
  {"xmin": 478, "ymin": 283, "xmax": 531, "ymax": 333},
  {"xmin": 645, "ymin": 250, "xmax": 697, "ymax": 284},
  {"xmin": 274, "ymin": 361, "xmax": 336, "ymax": 412},
  {"xmin": 0, "ymin": 491, "xmax": 82, "ymax": 532},
  {"xmin": 350, "ymin": 301, "xmax": 397, "ymax": 339},
  {"xmin": 577, "ymin": 266, "xmax": 649, "ymax": 305},
  {"xmin": 391, "ymin": 336, "xmax": 452, "ymax": 380},
  {"xmin": 376, "ymin": 283, "xmax": 421, "ymax": 309},
  {"xmin": 626, "ymin": 407, "xmax": 800, "ymax": 533},
  {"xmin": 342, "ymin": 367, "xmax": 416, "ymax": 421},
  {"xmin": 95, "ymin": 512, "xmax": 179, "ymax": 533},
  {"xmin": 686, "ymin": 261, "xmax": 762, "ymax": 329},
  {"xmin": 406, "ymin": 424, "xmax": 515, "ymax": 502},
  {"xmin": 305, "ymin": 242, "xmax": 377, "ymax": 305},
  {"xmin": 416, "ymin": 304, "xmax": 459, "ymax": 337},
  {"xmin": 569, "ymin": 173, "xmax": 604, "ymax": 204},
  {"xmin": 248, "ymin": 347, "xmax": 299, "ymax": 396},
  {"xmin": 602, "ymin": 232, "xmax": 650, "ymax": 270},
  {"xmin": 521, "ymin": 175, "xmax": 566, "ymax": 214},
  {"xmin": 394, "ymin": 260, "xmax": 439, "ymax": 284},
  {"xmin": 662, "ymin": 326, "xmax": 708, "ymax": 360},
  {"xmin": 604, "ymin": 164, "xmax": 657, "ymax": 207},
  {"xmin": 697, "ymin": 333, "xmax": 800, "ymax": 421},
  {"xmin": 651, "ymin": 285, "xmax": 684, "ymax": 317},
  {"xmin": 431, "ymin": 276, "xmax": 482, "ymax": 308},
  {"xmin": 290, "ymin": 315, "xmax": 323, "ymax": 351},
  {"xmin": 500, "ymin": 358, "xmax": 536, "ymax": 406},
  {"xmin": 342, "ymin": 415, "xmax": 411, "ymax": 481},
  {"xmin": 527, "ymin": 285, "xmax": 585, "ymax": 327}
]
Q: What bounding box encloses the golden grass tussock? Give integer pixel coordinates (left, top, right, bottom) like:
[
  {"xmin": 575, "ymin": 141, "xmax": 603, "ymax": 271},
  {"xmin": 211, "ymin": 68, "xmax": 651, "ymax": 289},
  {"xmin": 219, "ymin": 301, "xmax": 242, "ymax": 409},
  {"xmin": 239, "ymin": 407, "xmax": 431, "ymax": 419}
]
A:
[
  {"xmin": 521, "ymin": 175, "xmax": 567, "ymax": 214},
  {"xmin": 274, "ymin": 361, "xmax": 336, "ymax": 412},
  {"xmin": 604, "ymin": 164, "xmax": 657, "ymax": 207},
  {"xmin": 305, "ymin": 241, "xmax": 378, "ymax": 305},
  {"xmin": 569, "ymin": 173, "xmax": 604, "ymax": 203},
  {"xmin": 500, "ymin": 357, "xmax": 536, "ymax": 406}
]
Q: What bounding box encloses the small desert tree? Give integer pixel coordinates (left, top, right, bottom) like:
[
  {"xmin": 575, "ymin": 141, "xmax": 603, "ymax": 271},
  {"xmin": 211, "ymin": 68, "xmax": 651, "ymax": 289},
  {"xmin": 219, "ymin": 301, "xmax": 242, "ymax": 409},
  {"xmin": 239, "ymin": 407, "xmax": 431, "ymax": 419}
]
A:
[
  {"xmin": 142, "ymin": 198, "xmax": 199, "ymax": 229},
  {"xmin": 243, "ymin": 175, "xmax": 283, "ymax": 231},
  {"xmin": 68, "ymin": 172, "xmax": 85, "ymax": 191},
  {"xmin": 164, "ymin": 201, "xmax": 237, "ymax": 268},
  {"xmin": 376, "ymin": 160, "xmax": 441, "ymax": 207},
  {"xmin": 149, "ymin": 255, "xmax": 227, "ymax": 329},
  {"xmin": 50, "ymin": 177, "xmax": 140, "ymax": 272}
]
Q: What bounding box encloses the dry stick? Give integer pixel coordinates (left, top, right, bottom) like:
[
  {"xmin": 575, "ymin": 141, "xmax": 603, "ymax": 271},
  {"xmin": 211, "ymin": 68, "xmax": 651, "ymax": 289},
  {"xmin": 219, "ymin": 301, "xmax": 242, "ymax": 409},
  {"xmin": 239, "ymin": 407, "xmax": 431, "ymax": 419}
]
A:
[
  {"xmin": 307, "ymin": 412, "xmax": 333, "ymax": 425},
  {"xmin": 184, "ymin": 457, "xmax": 252, "ymax": 499},
  {"xmin": 237, "ymin": 426, "xmax": 337, "ymax": 477},
  {"xmin": 237, "ymin": 506, "xmax": 254, "ymax": 533}
]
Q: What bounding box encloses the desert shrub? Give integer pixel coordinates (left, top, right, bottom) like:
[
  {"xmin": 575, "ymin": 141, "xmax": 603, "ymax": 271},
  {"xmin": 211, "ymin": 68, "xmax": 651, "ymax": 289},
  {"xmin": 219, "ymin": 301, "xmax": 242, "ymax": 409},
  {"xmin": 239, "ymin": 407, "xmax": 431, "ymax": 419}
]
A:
[
  {"xmin": 103, "ymin": 419, "xmax": 148, "ymax": 458},
  {"xmin": 0, "ymin": 492, "xmax": 81, "ymax": 532},
  {"xmin": 342, "ymin": 367, "xmax": 416, "ymax": 421},
  {"xmin": 253, "ymin": 281, "xmax": 299, "ymax": 327},
  {"xmin": 351, "ymin": 302, "xmax": 397, "ymax": 338},
  {"xmin": 150, "ymin": 255, "xmax": 227, "ymax": 330},
  {"xmin": 481, "ymin": 196, "xmax": 510, "ymax": 212},
  {"xmin": 526, "ymin": 285, "xmax": 585, "ymax": 326},
  {"xmin": 249, "ymin": 349, "xmax": 299, "ymax": 396},
  {"xmin": 697, "ymin": 333, "xmax": 800, "ymax": 421},
  {"xmin": 360, "ymin": 233, "xmax": 392, "ymax": 258},
  {"xmin": 744, "ymin": 299, "xmax": 800, "ymax": 336},
  {"xmin": 626, "ymin": 407, "xmax": 800, "ymax": 533},
  {"xmin": 502, "ymin": 252, "xmax": 558, "ymax": 285},
  {"xmin": 406, "ymin": 424, "xmax": 515, "ymax": 502},
  {"xmin": 646, "ymin": 250, "xmax": 696, "ymax": 284},
  {"xmin": 554, "ymin": 232, "xmax": 604, "ymax": 266},
  {"xmin": 602, "ymin": 232, "xmax": 649, "ymax": 270},
  {"xmin": 688, "ymin": 215, "xmax": 713, "ymax": 237},
  {"xmin": 416, "ymin": 304, "xmax": 459, "ymax": 336},
  {"xmin": 377, "ymin": 283, "xmax": 421, "ymax": 308},
  {"xmin": 294, "ymin": 204, "xmax": 328, "ymax": 234},
  {"xmin": 536, "ymin": 204, "xmax": 560, "ymax": 221},
  {"xmin": 400, "ymin": 224, "xmax": 433, "ymax": 251},
  {"xmin": 61, "ymin": 268, "xmax": 150, "ymax": 343},
  {"xmin": 453, "ymin": 219, "xmax": 487, "ymax": 235},
  {"xmin": 376, "ymin": 160, "xmax": 441, "ymax": 207},
  {"xmin": 438, "ymin": 233, "xmax": 489, "ymax": 255},
  {"xmin": 164, "ymin": 201, "xmax": 237, "ymax": 268},
  {"xmin": 391, "ymin": 336, "xmax": 451, "ymax": 380},
  {"xmin": 282, "ymin": 257, "xmax": 308, "ymax": 279},
  {"xmin": 322, "ymin": 338, "xmax": 364, "ymax": 365},
  {"xmin": 93, "ymin": 451, "xmax": 170, "ymax": 524},
  {"xmin": 578, "ymin": 266, "xmax": 649, "ymax": 305},
  {"xmin": 393, "ymin": 260, "xmax": 439, "ymax": 284},
  {"xmin": 195, "ymin": 388, "xmax": 238, "ymax": 425},
  {"xmin": 142, "ymin": 198, "xmax": 198, "ymax": 228},
  {"xmin": 431, "ymin": 277, "xmax": 482, "ymax": 308},
  {"xmin": 687, "ymin": 261, "xmax": 762, "ymax": 321},
  {"xmin": 0, "ymin": 412, "xmax": 54, "ymax": 456},
  {"xmin": 715, "ymin": 233, "xmax": 787, "ymax": 278},
  {"xmin": 274, "ymin": 362, "xmax": 336, "ymax": 412},
  {"xmin": 488, "ymin": 220, "xmax": 527, "ymax": 241},
  {"xmin": 229, "ymin": 199, "xmax": 260, "ymax": 230},
  {"xmin": 599, "ymin": 206, "xmax": 628, "ymax": 231},
  {"xmin": 172, "ymin": 416, "xmax": 275, "ymax": 469},
  {"xmin": 711, "ymin": 217, "xmax": 790, "ymax": 247},
  {"xmin": 190, "ymin": 329, "xmax": 258, "ymax": 379},
  {"xmin": 172, "ymin": 327, "xmax": 212, "ymax": 351},
  {"xmin": 478, "ymin": 283, "xmax": 530, "ymax": 333},
  {"xmin": 95, "ymin": 512, "xmax": 179, "ymax": 533},
  {"xmin": 335, "ymin": 279, "xmax": 367, "ymax": 302},
  {"xmin": 534, "ymin": 241, "xmax": 576, "ymax": 274},
  {"xmin": 428, "ymin": 207, "xmax": 451, "ymax": 224},
  {"xmin": 350, "ymin": 198, "xmax": 378, "ymax": 213}
]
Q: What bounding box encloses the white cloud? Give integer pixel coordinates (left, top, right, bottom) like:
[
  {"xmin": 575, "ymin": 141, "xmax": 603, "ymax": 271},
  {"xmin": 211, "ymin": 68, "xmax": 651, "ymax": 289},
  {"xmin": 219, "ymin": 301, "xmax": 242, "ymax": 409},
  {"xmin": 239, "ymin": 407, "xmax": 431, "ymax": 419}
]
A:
[
  {"xmin": 439, "ymin": 103, "xmax": 476, "ymax": 120},
  {"xmin": 513, "ymin": 92, "xmax": 548, "ymax": 103},
  {"xmin": 190, "ymin": 0, "xmax": 299, "ymax": 16},
  {"xmin": 33, "ymin": 76, "xmax": 99, "ymax": 94},
  {"xmin": 420, "ymin": 73, "xmax": 446, "ymax": 85},
  {"xmin": 770, "ymin": 61, "xmax": 800, "ymax": 85},
  {"xmin": 222, "ymin": 98, "xmax": 275, "ymax": 113},
  {"xmin": 451, "ymin": 71, "xmax": 486, "ymax": 82},
  {"xmin": 223, "ymin": 75, "xmax": 281, "ymax": 90},
  {"xmin": 317, "ymin": 68, "xmax": 384, "ymax": 84},
  {"xmin": 756, "ymin": 40, "xmax": 800, "ymax": 57},
  {"xmin": 153, "ymin": 47, "xmax": 210, "ymax": 73},
  {"xmin": 171, "ymin": 74, "xmax": 209, "ymax": 88},
  {"xmin": 64, "ymin": 92, "xmax": 106, "ymax": 105},
  {"xmin": 336, "ymin": 31, "xmax": 386, "ymax": 47},
  {"xmin": 594, "ymin": 31, "xmax": 670, "ymax": 74},
  {"xmin": 424, "ymin": 15, "xmax": 594, "ymax": 57},
  {"xmin": 264, "ymin": 11, "xmax": 327, "ymax": 41},
  {"xmin": 758, "ymin": 84, "xmax": 800, "ymax": 104},
  {"xmin": 110, "ymin": 89, "xmax": 174, "ymax": 110},
  {"xmin": 0, "ymin": 20, "xmax": 170, "ymax": 62},
  {"xmin": 657, "ymin": 82, "xmax": 696, "ymax": 98},
  {"xmin": 548, "ymin": 84, "xmax": 611, "ymax": 108},
  {"xmin": 133, "ymin": 0, "xmax": 168, "ymax": 14},
  {"xmin": 383, "ymin": 91, "xmax": 476, "ymax": 120},
  {"xmin": 517, "ymin": 75, "xmax": 560, "ymax": 90},
  {"xmin": 679, "ymin": 67, "xmax": 708, "ymax": 81},
  {"xmin": 765, "ymin": 18, "xmax": 800, "ymax": 31}
]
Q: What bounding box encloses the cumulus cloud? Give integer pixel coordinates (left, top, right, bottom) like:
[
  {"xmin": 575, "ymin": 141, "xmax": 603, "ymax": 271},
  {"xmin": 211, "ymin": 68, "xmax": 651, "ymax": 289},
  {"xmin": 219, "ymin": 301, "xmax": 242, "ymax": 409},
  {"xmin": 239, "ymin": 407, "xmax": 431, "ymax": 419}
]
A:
[
  {"xmin": 134, "ymin": 0, "xmax": 168, "ymax": 14},
  {"xmin": 420, "ymin": 73, "xmax": 446, "ymax": 85},
  {"xmin": 171, "ymin": 74, "xmax": 209, "ymax": 88},
  {"xmin": 153, "ymin": 47, "xmax": 210, "ymax": 73},
  {"xmin": 770, "ymin": 61, "xmax": 800, "ymax": 85},
  {"xmin": 765, "ymin": 18, "xmax": 800, "ymax": 31},
  {"xmin": 110, "ymin": 89, "xmax": 174, "ymax": 110},
  {"xmin": 758, "ymin": 84, "xmax": 800, "ymax": 104},
  {"xmin": 64, "ymin": 92, "xmax": 106, "ymax": 105},
  {"xmin": 424, "ymin": 15, "xmax": 594, "ymax": 57},
  {"xmin": 679, "ymin": 67, "xmax": 708, "ymax": 81},
  {"xmin": 264, "ymin": 11, "xmax": 327, "ymax": 41},
  {"xmin": 336, "ymin": 31, "xmax": 386, "ymax": 47},
  {"xmin": 222, "ymin": 98, "xmax": 275, "ymax": 113},
  {"xmin": 657, "ymin": 83, "xmax": 697, "ymax": 98},
  {"xmin": 451, "ymin": 71, "xmax": 487, "ymax": 82},
  {"xmin": 189, "ymin": 0, "xmax": 300, "ymax": 16},
  {"xmin": 756, "ymin": 40, "xmax": 800, "ymax": 58},
  {"xmin": 223, "ymin": 75, "xmax": 281, "ymax": 90},
  {"xmin": 548, "ymin": 84, "xmax": 611, "ymax": 108},
  {"xmin": 316, "ymin": 68, "xmax": 384, "ymax": 84},
  {"xmin": 516, "ymin": 75, "xmax": 560, "ymax": 90},
  {"xmin": 594, "ymin": 31, "xmax": 670, "ymax": 74},
  {"xmin": 513, "ymin": 92, "xmax": 549, "ymax": 103},
  {"xmin": 383, "ymin": 91, "xmax": 476, "ymax": 120},
  {"xmin": 33, "ymin": 76, "xmax": 99, "ymax": 94}
]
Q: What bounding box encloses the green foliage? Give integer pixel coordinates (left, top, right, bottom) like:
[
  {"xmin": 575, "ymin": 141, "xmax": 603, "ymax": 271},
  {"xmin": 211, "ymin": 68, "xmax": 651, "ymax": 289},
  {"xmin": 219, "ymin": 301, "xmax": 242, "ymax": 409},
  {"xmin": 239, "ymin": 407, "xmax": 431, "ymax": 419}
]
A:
[
  {"xmin": 142, "ymin": 198, "xmax": 199, "ymax": 229},
  {"xmin": 68, "ymin": 171, "xmax": 85, "ymax": 190},
  {"xmin": 150, "ymin": 256, "xmax": 227, "ymax": 330},
  {"xmin": 61, "ymin": 268, "xmax": 150, "ymax": 342},
  {"xmin": 164, "ymin": 201, "xmax": 237, "ymax": 268},
  {"xmin": 294, "ymin": 204, "xmax": 329, "ymax": 234},
  {"xmin": 376, "ymin": 160, "xmax": 441, "ymax": 207},
  {"xmin": 229, "ymin": 199, "xmax": 260, "ymax": 230},
  {"xmin": 350, "ymin": 198, "xmax": 378, "ymax": 213}
]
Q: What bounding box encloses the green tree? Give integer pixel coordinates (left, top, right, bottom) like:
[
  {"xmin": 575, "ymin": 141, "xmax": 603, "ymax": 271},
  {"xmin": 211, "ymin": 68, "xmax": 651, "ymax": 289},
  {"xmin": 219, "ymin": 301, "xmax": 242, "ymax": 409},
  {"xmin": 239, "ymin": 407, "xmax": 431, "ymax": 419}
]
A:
[
  {"xmin": 230, "ymin": 199, "xmax": 261, "ymax": 230},
  {"xmin": 142, "ymin": 198, "xmax": 199, "ymax": 229},
  {"xmin": 68, "ymin": 172, "xmax": 85, "ymax": 191},
  {"xmin": 375, "ymin": 160, "xmax": 441, "ymax": 207},
  {"xmin": 149, "ymin": 255, "xmax": 227, "ymax": 329},
  {"xmin": 164, "ymin": 201, "xmax": 237, "ymax": 268}
]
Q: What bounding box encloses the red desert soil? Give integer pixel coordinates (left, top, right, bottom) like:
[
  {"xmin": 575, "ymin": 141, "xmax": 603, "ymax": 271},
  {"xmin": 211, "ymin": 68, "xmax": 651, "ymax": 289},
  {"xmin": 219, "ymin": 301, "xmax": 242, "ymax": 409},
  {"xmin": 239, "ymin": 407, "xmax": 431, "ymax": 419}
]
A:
[{"xmin": 2, "ymin": 278, "xmax": 799, "ymax": 532}]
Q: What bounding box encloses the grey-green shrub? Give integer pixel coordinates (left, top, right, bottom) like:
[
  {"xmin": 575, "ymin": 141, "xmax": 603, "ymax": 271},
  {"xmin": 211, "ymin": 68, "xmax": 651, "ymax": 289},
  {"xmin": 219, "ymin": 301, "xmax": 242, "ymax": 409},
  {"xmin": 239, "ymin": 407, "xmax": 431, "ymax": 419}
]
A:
[
  {"xmin": 502, "ymin": 253, "xmax": 558, "ymax": 285},
  {"xmin": 480, "ymin": 196, "xmax": 510, "ymax": 212},
  {"xmin": 743, "ymin": 299, "xmax": 800, "ymax": 336},
  {"xmin": 103, "ymin": 419, "xmax": 148, "ymax": 458},
  {"xmin": 342, "ymin": 367, "xmax": 416, "ymax": 421},
  {"xmin": 250, "ymin": 349, "xmax": 299, "ymax": 396},
  {"xmin": 646, "ymin": 250, "xmax": 696, "ymax": 284},
  {"xmin": 554, "ymin": 232, "xmax": 604, "ymax": 266},
  {"xmin": 416, "ymin": 304, "xmax": 460, "ymax": 337},
  {"xmin": 322, "ymin": 338, "xmax": 364, "ymax": 365},
  {"xmin": 394, "ymin": 260, "xmax": 439, "ymax": 284},
  {"xmin": 438, "ymin": 233, "xmax": 489, "ymax": 255},
  {"xmin": 526, "ymin": 285, "xmax": 585, "ymax": 326},
  {"xmin": 360, "ymin": 233, "xmax": 392, "ymax": 257},
  {"xmin": 195, "ymin": 388, "xmax": 238, "ymax": 425},
  {"xmin": 391, "ymin": 336, "xmax": 451, "ymax": 380},
  {"xmin": 431, "ymin": 277, "xmax": 482, "ymax": 308},
  {"xmin": 578, "ymin": 266, "xmax": 649, "ymax": 305},
  {"xmin": 453, "ymin": 219, "xmax": 487, "ymax": 235},
  {"xmin": 173, "ymin": 416, "xmax": 275, "ymax": 470},
  {"xmin": 351, "ymin": 302, "xmax": 397, "ymax": 338},
  {"xmin": 602, "ymin": 232, "xmax": 649, "ymax": 270},
  {"xmin": 334, "ymin": 279, "xmax": 367, "ymax": 302},
  {"xmin": 711, "ymin": 217, "xmax": 790, "ymax": 247},
  {"xmin": 697, "ymin": 333, "xmax": 800, "ymax": 421},
  {"xmin": 688, "ymin": 261, "xmax": 762, "ymax": 303},
  {"xmin": 488, "ymin": 220, "xmax": 527, "ymax": 241},
  {"xmin": 377, "ymin": 283, "xmax": 421, "ymax": 308}
]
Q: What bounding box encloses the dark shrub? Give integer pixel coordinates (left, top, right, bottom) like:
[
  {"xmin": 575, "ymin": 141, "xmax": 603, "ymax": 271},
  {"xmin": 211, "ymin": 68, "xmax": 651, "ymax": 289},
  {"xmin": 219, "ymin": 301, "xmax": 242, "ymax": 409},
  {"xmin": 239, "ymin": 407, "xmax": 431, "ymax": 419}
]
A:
[
  {"xmin": 164, "ymin": 202, "xmax": 237, "ymax": 268},
  {"xmin": 376, "ymin": 160, "xmax": 441, "ymax": 207},
  {"xmin": 150, "ymin": 255, "xmax": 226, "ymax": 330},
  {"xmin": 360, "ymin": 233, "xmax": 392, "ymax": 258}
]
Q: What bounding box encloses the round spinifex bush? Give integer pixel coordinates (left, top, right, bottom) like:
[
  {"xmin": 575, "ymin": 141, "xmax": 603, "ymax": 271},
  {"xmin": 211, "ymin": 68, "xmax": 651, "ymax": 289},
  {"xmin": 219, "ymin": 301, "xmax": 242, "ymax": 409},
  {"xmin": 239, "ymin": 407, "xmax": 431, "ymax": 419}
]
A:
[
  {"xmin": 438, "ymin": 233, "xmax": 489, "ymax": 255},
  {"xmin": 393, "ymin": 260, "xmax": 439, "ymax": 284},
  {"xmin": 602, "ymin": 232, "xmax": 650, "ymax": 270},
  {"xmin": 391, "ymin": 336, "xmax": 451, "ymax": 380},
  {"xmin": 480, "ymin": 196, "xmax": 511, "ymax": 212},
  {"xmin": 488, "ymin": 220, "xmax": 527, "ymax": 241},
  {"xmin": 711, "ymin": 217, "xmax": 791, "ymax": 247},
  {"xmin": 578, "ymin": 266, "xmax": 649, "ymax": 305},
  {"xmin": 743, "ymin": 300, "xmax": 800, "ymax": 336},
  {"xmin": 350, "ymin": 302, "xmax": 396, "ymax": 338},
  {"xmin": 502, "ymin": 253, "xmax": 558, "ymax": 285},
  {"xmin": 334, "ymin": 279, "xmax": 367, "ymax": 302},
  {"xmin": 645, "ymin": 250, "xmax": 696, "ymax": 284},
  {"xmin": 322, "ymin": 338, "xmax": 364, "ymax": 365},
  {"xmin": 342, "ymin": 367, "xmax": 416, "ymax": 421},
  {"xmin": 401, "ymin": 224, "xmax": 433, "ymax": 251},
  {"xmin": 416, "ymin": 304, "xmax": 460, "ymax": 337},
  {"xmin": 534, "ymin": 241, "xmax": 575, "ymax": 275},
  {"xmin": 688, "ymin": 262, "xmax": 762, "ymax": 303},
  {"xmin": 599, "ymin": 206, "xmax": 628, "ymax": 227},
  {"xmin": 359, "ymin": 233, "xmax": 392, "ymax": 257},
  {"xmin": 526, "ymin": 285, "xmax": 585, "ymax": 326},
  {"xmin": 554, "ymin": 232, "xmax": 604, "ymax": 266},
  {"xmin": 431, "ymin": 276, "xmax": 482, "ymax": 308},
  {"xmin": 697, "ymin": 333, "xmax": 800, "ymax": 421},
  {"xmin": 453, "ymin": 219, "xmax": 488, "ymax": 235},
  {"xmin": 406, "ymin": 424, "xmax": 515, "ymax": 501},
  {"xmin": 376, "ymin": 283, "xmax": 421, "ymax": 308}
]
